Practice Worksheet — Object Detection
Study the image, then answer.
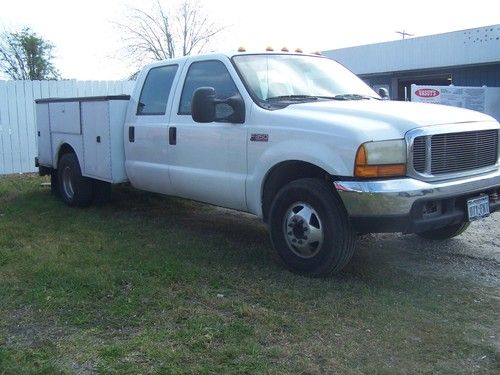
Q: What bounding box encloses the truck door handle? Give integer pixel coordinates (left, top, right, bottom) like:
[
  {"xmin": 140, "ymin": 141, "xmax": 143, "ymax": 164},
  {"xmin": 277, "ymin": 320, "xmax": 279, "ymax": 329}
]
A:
[
  {"xmin": 129, "ymin": 126, "xmax": 135, "ymax": 142},
  {"xmin": 169, "ymin": 127, "xmax": 177, "ymax": 145},
  {"xmin": 96, "ymin": 136, "xmax": 101, "ymax": 143}
]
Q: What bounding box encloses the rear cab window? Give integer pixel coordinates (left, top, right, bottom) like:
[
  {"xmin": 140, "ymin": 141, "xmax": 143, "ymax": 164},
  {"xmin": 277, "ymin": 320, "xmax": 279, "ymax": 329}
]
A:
[{"xmin": 137, "ymin": 65, "xmax": 178, "ymax": 115}]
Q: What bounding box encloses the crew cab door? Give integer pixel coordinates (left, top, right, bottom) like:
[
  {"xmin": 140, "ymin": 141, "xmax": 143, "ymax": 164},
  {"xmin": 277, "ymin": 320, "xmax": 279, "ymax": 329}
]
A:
[
  {"xmin": 168, "ymin": 59, "xmax": 248, "ymax": 211},
  {"xmin": 124, "ymin": 63, "xmax": 181, "ymax": 194}
]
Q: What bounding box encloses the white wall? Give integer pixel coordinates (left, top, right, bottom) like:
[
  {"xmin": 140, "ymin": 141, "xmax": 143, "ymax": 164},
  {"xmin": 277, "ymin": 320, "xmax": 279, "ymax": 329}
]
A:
[
  {"xmin": 0, "ymin": 80, "xmax": 134, "ymax": 175},
  {"xmin": 323, "ymin": 25, "xmax": 500, "ymax": 75}
]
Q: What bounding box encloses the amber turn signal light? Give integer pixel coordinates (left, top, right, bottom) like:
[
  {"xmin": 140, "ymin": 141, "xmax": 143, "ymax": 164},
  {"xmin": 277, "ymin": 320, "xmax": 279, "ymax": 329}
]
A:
[{"xmin": 354, "ymin": 145, "xmax": 406, "ymax": 178}]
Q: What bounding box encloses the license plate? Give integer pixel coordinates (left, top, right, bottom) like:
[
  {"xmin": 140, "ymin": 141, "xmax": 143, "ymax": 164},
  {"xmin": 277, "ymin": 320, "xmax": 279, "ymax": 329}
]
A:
[{"xmin": 467, "ymin": 195, "xmax": 490, "ymax": 221}]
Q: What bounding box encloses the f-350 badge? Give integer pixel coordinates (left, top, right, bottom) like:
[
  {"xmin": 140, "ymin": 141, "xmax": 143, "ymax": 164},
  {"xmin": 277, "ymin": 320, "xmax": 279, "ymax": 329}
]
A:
[{"xmin": 250, "ymin": 134, "xmax": 269, "ymax": 142}]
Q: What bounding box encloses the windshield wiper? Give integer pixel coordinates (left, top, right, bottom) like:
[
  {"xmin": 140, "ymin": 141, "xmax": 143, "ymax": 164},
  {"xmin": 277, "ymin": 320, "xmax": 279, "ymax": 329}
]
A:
[
  {"xmin": 333, "ymin": 94, "xmax": 378, "ymax": 100},
  {"xmin": 266, "ymin": 94, "xmax": 379, "ymax": 102},
  {"xmin": 266, "ymin": 95, "xmax": 320, "ymax": 101}
]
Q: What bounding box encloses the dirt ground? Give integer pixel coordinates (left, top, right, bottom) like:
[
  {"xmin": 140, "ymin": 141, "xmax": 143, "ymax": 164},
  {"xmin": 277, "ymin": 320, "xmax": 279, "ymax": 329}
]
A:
[
  {"xmin": 451, "ymin": 213, "xmax": 500, "ymax": 262},
  {"xmin": 357, "ymin": 213, "xmax": 500, "ymax": 288},
  {"xmin": 211, "ymin": 206, "xmax": 500, "ymax": 288}
]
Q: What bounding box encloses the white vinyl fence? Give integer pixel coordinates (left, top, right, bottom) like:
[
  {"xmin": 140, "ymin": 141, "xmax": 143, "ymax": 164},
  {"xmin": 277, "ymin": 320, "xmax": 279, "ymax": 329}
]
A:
[{"xmin": 0, "ymin": 80, "xmax": 134, "ymax": 175}]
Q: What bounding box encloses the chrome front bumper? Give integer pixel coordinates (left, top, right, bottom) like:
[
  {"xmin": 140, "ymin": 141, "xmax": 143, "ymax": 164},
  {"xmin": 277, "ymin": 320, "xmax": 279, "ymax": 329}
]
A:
[{"xmin": 335, "ymin": 169, "xmax": 500, "ymax": 217}]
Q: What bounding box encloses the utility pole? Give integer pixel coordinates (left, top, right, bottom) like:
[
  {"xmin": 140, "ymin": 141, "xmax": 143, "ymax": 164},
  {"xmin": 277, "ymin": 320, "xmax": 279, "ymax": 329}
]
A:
[{"xmin": 396, "ymin": 30, "xmax": 414, "ymax": 39}]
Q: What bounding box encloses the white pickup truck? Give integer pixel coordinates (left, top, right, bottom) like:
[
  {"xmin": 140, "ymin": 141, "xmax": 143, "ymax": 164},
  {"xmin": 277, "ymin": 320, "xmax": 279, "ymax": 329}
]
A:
[{"xmin": 35, "ymin": 52, "xmax": 500, "ymax": 277}]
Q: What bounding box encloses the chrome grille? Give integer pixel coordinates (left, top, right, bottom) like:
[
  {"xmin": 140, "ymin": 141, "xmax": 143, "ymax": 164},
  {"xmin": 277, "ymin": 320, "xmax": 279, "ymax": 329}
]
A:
[
  {"xmin": 413, "ymin": 129, "xmax": 498, "ymax": 175},
  {"xmin": 413, "ymin": 137, "xmax": 426, "ymax": 173}
]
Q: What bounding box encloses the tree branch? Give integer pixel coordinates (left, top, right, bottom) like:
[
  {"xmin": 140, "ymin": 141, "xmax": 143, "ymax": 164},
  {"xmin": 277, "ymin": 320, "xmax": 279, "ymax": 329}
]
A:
[{"xmin": 116, "ymin": 0, "xmax": 226, "ymax": 67}]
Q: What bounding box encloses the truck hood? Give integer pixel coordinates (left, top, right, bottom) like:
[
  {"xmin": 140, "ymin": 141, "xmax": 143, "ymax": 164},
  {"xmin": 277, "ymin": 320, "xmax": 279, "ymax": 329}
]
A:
[{"xmin": 277, "ymin": 99, "xmax": 495, "ymax": 138}]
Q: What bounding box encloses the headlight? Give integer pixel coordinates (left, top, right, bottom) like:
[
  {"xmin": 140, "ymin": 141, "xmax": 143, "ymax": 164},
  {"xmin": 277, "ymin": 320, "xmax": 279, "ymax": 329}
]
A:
[{"xmin": 354, "ymin": 139, "xmax": 406, "ymax": 177}]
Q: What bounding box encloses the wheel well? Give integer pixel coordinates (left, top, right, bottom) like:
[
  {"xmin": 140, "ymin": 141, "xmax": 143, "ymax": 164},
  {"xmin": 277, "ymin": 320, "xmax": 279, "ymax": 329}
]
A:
[
  {"xmin": 261, "ymin": 161, "xmax": 331, "ymax": 222},
  {"xmin": 56, "ymin": 144, "xmax": 75, "ymax": 168}
]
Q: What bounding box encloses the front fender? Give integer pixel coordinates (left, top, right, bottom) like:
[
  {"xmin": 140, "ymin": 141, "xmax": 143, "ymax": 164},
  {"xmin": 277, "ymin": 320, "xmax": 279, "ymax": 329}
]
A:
[{"xmin": 246, "ymin": 139, "xmax": 351, "ymax": 217}]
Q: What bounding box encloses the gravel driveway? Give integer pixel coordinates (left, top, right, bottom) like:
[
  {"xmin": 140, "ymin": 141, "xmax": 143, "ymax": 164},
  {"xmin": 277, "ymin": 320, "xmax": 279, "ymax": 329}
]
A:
[
  {"xmin": 210, "ymin": 205, "xmax": 499, "ymax": 286},
  {"xmin": 355, "ymin": 213, "xmax": 500, "ymax": 287}
]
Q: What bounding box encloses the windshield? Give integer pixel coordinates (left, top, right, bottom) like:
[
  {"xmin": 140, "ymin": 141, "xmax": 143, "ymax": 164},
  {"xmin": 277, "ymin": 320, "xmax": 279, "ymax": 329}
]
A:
[{"xmin": 232, "ymin": 54, "xmax": 379, "ymax": 106}]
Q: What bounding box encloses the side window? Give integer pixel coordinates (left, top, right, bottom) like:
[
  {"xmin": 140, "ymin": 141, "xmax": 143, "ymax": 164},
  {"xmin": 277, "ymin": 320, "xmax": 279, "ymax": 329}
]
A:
[
  {"xmin": 137, "ymin": 65, "xmax": 178, "ymax": 115},
  {"xmin": 179, "ymin": 60, "xmax": 239, "ymax": 115}
]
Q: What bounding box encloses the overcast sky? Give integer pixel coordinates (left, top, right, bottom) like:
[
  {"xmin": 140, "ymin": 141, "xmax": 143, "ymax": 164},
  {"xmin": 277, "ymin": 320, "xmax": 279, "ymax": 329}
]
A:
[{"xmin": 1, "ymin": 0, "xmax": 499, "ymax": 80}]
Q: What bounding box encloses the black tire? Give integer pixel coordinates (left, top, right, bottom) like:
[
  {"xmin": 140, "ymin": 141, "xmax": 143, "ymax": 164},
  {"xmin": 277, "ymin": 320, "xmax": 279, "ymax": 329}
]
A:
[
  {"xmin": 57, "ymin": 153, "xmax": 93, "ymax": 207},
  {"xmin": 417, "ymin": 222, "xmax": 470, "ymax": 240},
  {"xmin": 268, "ymin": 178, "xmax": 356, "ymax": 277}
]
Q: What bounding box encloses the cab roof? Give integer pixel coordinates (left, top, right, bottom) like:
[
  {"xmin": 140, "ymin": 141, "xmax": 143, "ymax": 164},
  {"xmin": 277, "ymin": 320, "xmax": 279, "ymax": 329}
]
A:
[{"xmin": 142, "ymin": 51, "xmax": 328, "ymax": 70}]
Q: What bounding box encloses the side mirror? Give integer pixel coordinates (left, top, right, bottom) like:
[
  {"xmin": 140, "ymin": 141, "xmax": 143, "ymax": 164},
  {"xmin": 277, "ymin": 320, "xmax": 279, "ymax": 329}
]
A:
[
  {"xmin": 191, "ymin": 87, "xmax": 245, "ymax": 124},
  {"xmin": 192, "ymin": 87, "xmax": 216, "ymax": 123},
  {"xmin": 378, "ymin": 87, "xmax": 390, "ymax": 100}
]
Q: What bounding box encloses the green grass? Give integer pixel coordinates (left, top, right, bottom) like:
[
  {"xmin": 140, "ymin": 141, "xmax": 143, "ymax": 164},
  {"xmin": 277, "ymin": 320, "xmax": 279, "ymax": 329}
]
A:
[{"xmin": 0, "ymin": 174, "xmax": 498, "ymax": 374}]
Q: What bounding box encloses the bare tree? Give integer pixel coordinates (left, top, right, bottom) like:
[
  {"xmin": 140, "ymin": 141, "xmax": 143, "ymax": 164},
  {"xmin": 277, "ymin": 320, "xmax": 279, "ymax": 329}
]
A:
[{"xmin": 118, "ymin": 0, "xmax": 225, "ymax": 64}]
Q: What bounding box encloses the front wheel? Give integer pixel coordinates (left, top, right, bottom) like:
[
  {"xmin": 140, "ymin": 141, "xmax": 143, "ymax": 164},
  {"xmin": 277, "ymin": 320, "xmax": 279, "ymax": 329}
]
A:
[
  {"xmin": 268, "ymin": 178, "xmax": 356, "ymax": 277},
  {"xmin": 417, "ymin": 222, "xmax": 470, "ymax": 240},
  {"xmin": 57, "ymin": 153, "xmax": 93, "ymax": 207}
]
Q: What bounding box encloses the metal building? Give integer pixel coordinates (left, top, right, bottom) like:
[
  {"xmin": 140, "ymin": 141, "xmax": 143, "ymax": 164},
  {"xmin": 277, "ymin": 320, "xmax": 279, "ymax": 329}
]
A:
[{"xmin": 323, "ymin": 25, "xmax": 500, "ymax": 101}]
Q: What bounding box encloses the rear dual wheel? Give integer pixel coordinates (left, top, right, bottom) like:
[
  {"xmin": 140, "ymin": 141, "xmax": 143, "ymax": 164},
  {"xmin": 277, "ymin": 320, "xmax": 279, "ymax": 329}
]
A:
[
  {"xmin": 269, "ymin": 178, "xmax": 356, "ymax": 277},
  {"xmin": 57, "ymin": 153, "xmax": 94, "ymax": 207}
]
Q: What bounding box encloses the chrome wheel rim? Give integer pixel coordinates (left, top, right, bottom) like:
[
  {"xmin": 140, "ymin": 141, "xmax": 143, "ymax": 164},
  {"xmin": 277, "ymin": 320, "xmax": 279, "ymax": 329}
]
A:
[
  {"xmin": 61, "ymin": 166, "xmax": 74, "ymax": 199},
  {"xmin": 283, "ymin": 202, "xmax": 324, "ymax": 258}
]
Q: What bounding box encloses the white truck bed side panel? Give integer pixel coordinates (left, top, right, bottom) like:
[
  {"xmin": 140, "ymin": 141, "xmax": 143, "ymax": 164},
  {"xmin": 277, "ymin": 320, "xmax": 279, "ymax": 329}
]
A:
[
  {"xmin": 109, "ymin": 100, "xmax": 128, "ymax": 182},
  {"xmin": 49, "ymin": 102, "xmax": 81, "ymax": 134},
  {"xmin": 81, "ymin": 101, "xmax": 112, "ymax": 181},
  {"xmin": 51, "ymin": 133, "xmax": 84, "ymax": 170},
  {"xmin": 79, "ymin": 99, "xmax": 128, "ymax": 183},
  {"xmin": 35, "ymin": 103, "xmax": 53, "ymax": 166}
]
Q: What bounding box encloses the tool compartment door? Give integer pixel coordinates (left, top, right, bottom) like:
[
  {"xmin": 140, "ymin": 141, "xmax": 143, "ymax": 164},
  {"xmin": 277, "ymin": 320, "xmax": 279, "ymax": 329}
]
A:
[
  {"xmin": 35, "ymin": 103, "xmax": 53, "ymax": 166},
  {"xmin": 81, "ymin": 101, "xmax": 112, "ymax": 181},
  {"xmin": 49, "ymin": 101, "xmax": 81, "ymax": 134}
]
